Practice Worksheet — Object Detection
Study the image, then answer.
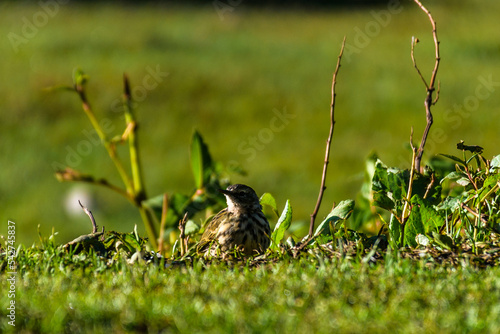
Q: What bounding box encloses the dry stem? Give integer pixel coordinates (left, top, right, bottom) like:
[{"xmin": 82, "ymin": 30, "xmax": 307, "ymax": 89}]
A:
[
  {"xmin": 402, "ymin": 128, "xmax": 417, "ymax": 224},
  {"xmin": 412, "ymin": 0, "xmax": 441, "ymax": 173},
  {"xmin": 78, "ymin": 200, "xmax": 98, "ymax": 234},
  {"xmin": 309, "ymin": 36, "xmax": 346, "ymax": 237}
]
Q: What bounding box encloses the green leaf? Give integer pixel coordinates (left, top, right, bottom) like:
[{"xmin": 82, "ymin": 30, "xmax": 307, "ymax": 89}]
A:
[
  {"xmin": 388, "ymin": 214, "xmax": 402, "ymax": 248},
  {"xmin": 490, "ymin": 155, "xmax": 500, "ymax": 172},
  {"xmin": 72, "ymin": 68, "xmax": 89, "ymax": 87},
  {"xmin": 456, "ymin": 177, "xmax": 470, "ymax": 186},
  {"xmin": 441, "ymin": 171, "xmax": 463, "ymax": 183},
  {"xmin": 477, "ymin": 173, "xmax": 500, "ymax": 203},
  {"xmin": 466, "ymin": 152, "xmax": 481, "ymax": 165},
  {"xmin": 412, "ymin": 173, "xmax": 442, "ymax": 205},
  {"xmin": 404, "ymin": 210, "xmax": 425, "ymax": 248},
  {"xmin": 437, "ymin": 196, "xmax": 461, "ymax": 212},
  {"xmin": 260, "ymin": 193, "xmax": 279, "ymax": 217},
  {"xmin": 372, "ymin": 159, "xmax": 442, "ymax": 216},
  {"xmin": 483, "ymin": 173, "xmax": 500, "ymax": 188},
  {"xmin": 403, "ymin": 195, "xmax": 444, "ymax": 247},
  {"xmin": 190, "ymin": 130, "xmax": 213, "ymax": 190},
  {"xmin": 439, "ymin": 153, "xmax": 465, "ymax": 166},
  {"xmin": 104, "ymin": 231, "xmax": 144, "ymax": 254},
  {"xmin": 190, "ymin": 131, "xmax": 204, "ymax": 189},
  {"xmin": 414, "ymin": 195, "xmax": 444, "ymax": 232},
  {"xmin": 286, "ymin": 236, "xmax": 296, "ymax": 248},
  {"xmin": 184, "ymin": 220, "xmax": 200, "ymax": 236},
  {"xmin": 431, "ymin": 231, "xmax": 454, "ymax": 250},
  {"xmin": 372, "ymin": 191, "xmax": 395, "ymax": 212},
  {"xmin": 314, "ymin": 199, "xmax": 355, "ymax": 237},
  {"xmin": 372, "ymin": 160, "xmax": 409, "ymax": 215},
  {"xmin": 270, "ymin": 200, "xmax": 292, "ymax": 250},
  {"xmin": 416, "ymin": 234, "xmax": 430, "ymax": 246}
]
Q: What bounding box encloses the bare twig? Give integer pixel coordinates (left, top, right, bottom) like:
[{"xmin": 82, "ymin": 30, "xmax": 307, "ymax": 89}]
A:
[
  {"xmin": 78, "ymin": 200, "xmax": 98, "ymax": 233},
  {"xmin": 423, "ymin": 173, "xmax": 435, "ymax": 199},
  {"xmin": 460, "ymin": 203, "xmax": 487, "ymax": 225},
  {"xmin": 410, "ymin": 37, "xmax": 428, "ymax": 88},
  {"xmin": 412, "ymin": 0, "xmax": 441, "ymax": 173},
  {"xmin": 309, "ymin": 36, "xmax": 346, "ymax": 237},
  {"xmin": 56, "ymin": 168, "xmax": 132, "ymax": 201},
  {"xmin": 402, "ymin": 128, "xmax": 417, "ymax": 224}
]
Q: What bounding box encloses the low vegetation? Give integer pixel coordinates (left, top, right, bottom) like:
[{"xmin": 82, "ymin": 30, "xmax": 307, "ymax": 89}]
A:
[{"xmin": 1, "ymin": 1, "xmax": 499, "ymax": 333}]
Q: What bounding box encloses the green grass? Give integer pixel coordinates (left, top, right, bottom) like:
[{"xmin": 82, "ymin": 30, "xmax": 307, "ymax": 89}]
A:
[
  {"xmin": 2, "ymin": 3, "xmax": 500, "ymax": 333},
  {"xmin": 1, "ymin": 243, "xmax": 499, "ymax": 334},
  {"xmin": 2, "ymin": 2, "xmax": 500, "ymax": 244}
]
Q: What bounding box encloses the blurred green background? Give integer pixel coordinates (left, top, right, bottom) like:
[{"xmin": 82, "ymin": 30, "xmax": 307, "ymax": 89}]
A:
[{"xmin": 1, "ymin": 1, "xmax": 499, "ymax": 245}]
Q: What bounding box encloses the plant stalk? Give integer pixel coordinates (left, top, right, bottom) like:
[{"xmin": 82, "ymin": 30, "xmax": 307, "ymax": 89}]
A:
[
  {"xmin": 122, "ymin": 74, "xmax": 158, "ymax": 249},
  {"xmin": 123, "ymin": 74, "xmax": 146, "ymax": 203},
  {"xmin": 75, "ymin": 84, "xmax": 134, "ymax": 194},
  {"xmin": 412, "ymin": 0, "xmax": 441, "ymax": 173},
  {"xmin": 309, "ymin": 36, "xmax": 346, "ymax": 237}
]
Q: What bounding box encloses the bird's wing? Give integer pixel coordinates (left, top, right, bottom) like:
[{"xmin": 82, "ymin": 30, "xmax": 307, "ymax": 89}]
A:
[{"xmin": 196, "ymin": 208, "xmax": 228, "ymax": 252}]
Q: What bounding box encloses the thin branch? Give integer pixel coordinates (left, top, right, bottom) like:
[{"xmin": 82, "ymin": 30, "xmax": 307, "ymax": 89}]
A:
[
  {"xmin": 423, "ymin": 173, "xmax": 435, "ymax": 199},
  {"xmin": 410, "ymin": 37, "xmax": 428, "ymax": 89},
  {"xmin": 309, "ymin": 36, "xmax": 346, "ymax": 237},
  {"xmin": 460, "ymin": 203, "xmax": 487, "ymax": 225},
  {"xmin": 78, "ymin": 200, "xmax": 98, "ymax": 233},
  {"xmin": 412, "ymin": 0, "xmax": 441, "ymax": 173},
  {"xmin": 55, "ymin": 167, "xmax": 133, "ymax": 201},
  {"xmin": 433, "ymin": 80, "xmax": 441, "ymax": 104},
  {"xmin": 402, "ymin": 128, "xmax": 417, "ymax": 224}
]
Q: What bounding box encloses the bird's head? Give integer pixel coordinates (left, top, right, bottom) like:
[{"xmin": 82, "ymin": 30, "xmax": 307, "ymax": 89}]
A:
[{"xmin": 219, "ymin": 184, "xmax": 261, "ymax": 213}]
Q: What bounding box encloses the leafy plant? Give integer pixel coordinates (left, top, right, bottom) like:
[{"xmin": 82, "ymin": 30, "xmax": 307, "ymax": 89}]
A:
[
  {"xmin": 371, "ymin": 158, "xmax": 442, "ymax": 247},
  {"xmin": 437, "ymin": 144, "xmax": 500, "ymax": 250},
  {"xmin": 52, "ymin": 71, "xmax": 231, "ymax": 254},
  {"xmin": 367, "ymin": 143, "xmax": 500, "ymax": 250}
]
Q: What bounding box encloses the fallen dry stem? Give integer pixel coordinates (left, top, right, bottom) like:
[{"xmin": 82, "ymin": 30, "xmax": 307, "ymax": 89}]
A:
[{"xmin": 78, "ymin": 200, "xmax": 98, "ymax": 234}]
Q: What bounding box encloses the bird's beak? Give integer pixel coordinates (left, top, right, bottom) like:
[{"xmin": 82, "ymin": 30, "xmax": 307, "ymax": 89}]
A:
[{"xmin": 218, "ymin": 188, "xmax": 232, "ymax": 196}]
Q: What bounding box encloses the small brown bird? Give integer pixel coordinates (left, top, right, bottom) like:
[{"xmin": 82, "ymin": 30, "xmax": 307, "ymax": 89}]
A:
[{"xmin": 197, "ymin": 184, "xmax": 270, "ymax": 257}]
